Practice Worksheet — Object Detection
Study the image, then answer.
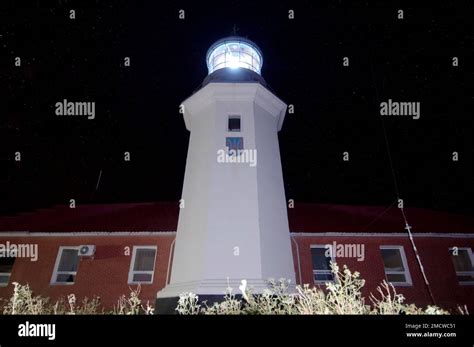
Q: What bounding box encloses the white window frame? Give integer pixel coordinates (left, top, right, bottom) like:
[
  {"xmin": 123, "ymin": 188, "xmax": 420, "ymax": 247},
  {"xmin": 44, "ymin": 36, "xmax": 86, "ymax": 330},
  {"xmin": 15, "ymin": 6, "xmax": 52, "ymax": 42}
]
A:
[
  {"xmin": 310, "ymin": 244, "xmax": 336, "ymax": 284},
  {"xmin": 380, "ymin": 245, "xmax": 412, "ymax": 286},
  {"xmin": 51, "ymin": 246, "xmax": 80, "ymax": 285},
  {"xmin": 128, "ymin": 246, "xmax": 157, "ymax": 285},
  {"xmin": 0, "ymin": 256, "xmax": 15, "ymax": 287},
  {"xmin": 449, "ymin": 247, "xmax": 474, "ymax": 285},
  {"xmin": 227, "ymin": 114, "xmax": 242, "ymax": 132}
]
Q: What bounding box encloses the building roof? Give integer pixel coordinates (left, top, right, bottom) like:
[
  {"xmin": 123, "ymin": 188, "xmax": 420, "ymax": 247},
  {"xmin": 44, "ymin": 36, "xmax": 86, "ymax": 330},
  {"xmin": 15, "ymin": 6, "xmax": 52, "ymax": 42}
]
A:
[
  {"xmin": 287, "ymin": 203, "xmax": 474, "ymax": 234},
  {"xmin": 0, "ymin": 203, "xmax": 178, "ymax": 233},
  {"xmin": 0, "ymin": 202, "xmax": 472, "ymax": 234}
]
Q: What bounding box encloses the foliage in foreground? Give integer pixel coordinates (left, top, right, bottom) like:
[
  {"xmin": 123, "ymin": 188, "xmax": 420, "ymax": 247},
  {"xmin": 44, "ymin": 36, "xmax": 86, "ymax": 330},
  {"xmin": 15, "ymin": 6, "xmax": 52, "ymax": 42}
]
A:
[
  {"xmin": 1, "ymin": 283, "xmax": 154, "ymax": 315},
  {"xmin": 0, "ymin": 263, "xmax": 469, "ymax": 315},
  {"xmin": 176, "ymin": 263, "xmax": 467, "ymax": 315}
]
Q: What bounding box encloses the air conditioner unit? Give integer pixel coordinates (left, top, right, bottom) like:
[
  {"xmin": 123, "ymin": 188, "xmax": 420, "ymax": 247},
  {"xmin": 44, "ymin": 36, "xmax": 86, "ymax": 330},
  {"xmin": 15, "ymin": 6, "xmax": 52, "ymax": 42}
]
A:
[{"xmin": 78, "ymin": 245, "xmax": 96, "ymax": 257}]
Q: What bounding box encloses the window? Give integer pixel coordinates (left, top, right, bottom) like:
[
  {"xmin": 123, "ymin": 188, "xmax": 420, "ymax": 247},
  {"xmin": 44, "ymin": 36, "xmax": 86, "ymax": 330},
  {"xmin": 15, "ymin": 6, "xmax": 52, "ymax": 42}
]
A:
[
  {"xmin": 207, "ymin": 39, "xmax": 263, "ymax": 74},
  {"xmin": 226, "ymin": 137, "xmax": 244, "ymax": 154},
  {"xmin": 128, "ymin": 246, "xmax": 157, "ymax": 284},
  {"xmin": 51, "ymin": 247, "xmax": 80, "ymax": 285},
  {"xmin": 0, "ymin": 256, "xmax": 15, "ymax": 287},
  {"xmin": 311, "ymin": 245, "xmax": 334, "ymax": 283},
  {"xmin": 228, "ymin": 116, "xmax": 241, "ymax": 132},
  {"xmin": 450, "ymin": 247, "xmax": 474, "ymax": 284},
  {"xmin": 380, "ymin": 246, "xmax": 412, "ymax": 286}
]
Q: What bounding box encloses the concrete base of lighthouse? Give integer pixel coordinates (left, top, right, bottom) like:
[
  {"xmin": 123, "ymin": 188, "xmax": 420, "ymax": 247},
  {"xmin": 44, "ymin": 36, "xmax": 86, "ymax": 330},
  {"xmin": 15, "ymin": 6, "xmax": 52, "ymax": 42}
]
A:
[
  {"xmin": 155, "ymin": 294, "xmax": 246, "ymax": 315},
  {"xmin": 157, "ymin": 278, "xmax": 271, "ymax": 297},
  {"xmin": 155, "ymin": 279, "xmax": 272, "ymax": 314}
]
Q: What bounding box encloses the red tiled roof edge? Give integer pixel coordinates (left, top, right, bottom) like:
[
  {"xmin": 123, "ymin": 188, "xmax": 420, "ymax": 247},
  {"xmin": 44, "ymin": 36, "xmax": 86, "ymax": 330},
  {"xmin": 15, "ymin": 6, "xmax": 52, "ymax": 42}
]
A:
[{"xmin": 0, "ymin": 202, "xmax": 472, "ymax": 234}]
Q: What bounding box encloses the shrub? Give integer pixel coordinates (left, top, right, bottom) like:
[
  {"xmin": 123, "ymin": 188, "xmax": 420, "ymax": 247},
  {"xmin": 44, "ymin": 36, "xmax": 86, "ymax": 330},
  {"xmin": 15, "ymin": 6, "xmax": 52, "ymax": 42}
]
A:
[
  {"xmin": 0, "ymin": 263, "xmax": 465, "ymax": 315},
  {"xmin": 175, "ymin": 263, "xmax": 454, "ymax": 315},
  {"xmin": 1, "ymin": 283, "xmax": 153, "ymax": 315},
  {"xmin": 112, "ymin": 285, "xmax": 154, "ymax": 315},
  {"xmin": 3, "ymin": 282, "xmax": 52, "ymax": 315}
]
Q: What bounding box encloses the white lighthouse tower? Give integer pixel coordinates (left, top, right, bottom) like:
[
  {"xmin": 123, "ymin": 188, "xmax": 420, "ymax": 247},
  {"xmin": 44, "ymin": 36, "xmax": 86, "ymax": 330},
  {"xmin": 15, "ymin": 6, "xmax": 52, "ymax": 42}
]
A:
[{"xmin": 156, "ymin": 37, "xmax": 295, "ymax": 310}]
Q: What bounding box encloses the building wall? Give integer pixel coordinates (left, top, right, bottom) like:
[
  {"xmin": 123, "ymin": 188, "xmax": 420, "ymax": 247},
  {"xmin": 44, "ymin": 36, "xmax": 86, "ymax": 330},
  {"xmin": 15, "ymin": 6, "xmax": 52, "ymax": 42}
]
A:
[
  {"xmin": 0, "ymin": 233, "xmax": 473, "ymax": 312},
  {"xmin": 0, "ymin": 234, "xmax": 175, "ymax": 309},
  {"xmin": 291, "ymin": 234, "xmax": 474, "ymax": 311}
]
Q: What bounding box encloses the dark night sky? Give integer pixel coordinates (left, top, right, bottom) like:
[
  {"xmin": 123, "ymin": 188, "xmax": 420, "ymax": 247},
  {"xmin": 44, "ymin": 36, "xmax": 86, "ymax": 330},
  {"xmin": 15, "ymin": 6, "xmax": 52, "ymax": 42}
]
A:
[{"xmin": 1, "ymin": 1, "xmax": 473, "ymax": 216}]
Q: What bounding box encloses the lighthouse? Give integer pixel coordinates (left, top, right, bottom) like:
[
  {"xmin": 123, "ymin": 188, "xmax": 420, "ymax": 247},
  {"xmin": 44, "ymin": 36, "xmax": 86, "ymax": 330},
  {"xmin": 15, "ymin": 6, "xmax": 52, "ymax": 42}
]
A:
[{"xmin": 156, "ymin": 37, "xmax": 295, "ymax": 311}]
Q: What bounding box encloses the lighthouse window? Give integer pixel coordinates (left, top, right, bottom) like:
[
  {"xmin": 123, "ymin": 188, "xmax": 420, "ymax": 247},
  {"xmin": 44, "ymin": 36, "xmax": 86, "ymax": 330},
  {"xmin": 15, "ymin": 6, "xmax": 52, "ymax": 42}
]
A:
[
  {"xmin": 380, "ymin": 246, "xmax": 412, "ymax": 286},
  {"xmin": 226, "ymin": 137, "xmax": 243, "ymax": 154},
  {"xmin": 128, "ymin": 246, "xmax": 157, "ymax": 284},
  {"xmin": 228, "ymin": 116, "xmax": 241, "ymax": 132},
  {"xmin": 311, "ymin": 245, "xmax": 335, "ymax": 283}
]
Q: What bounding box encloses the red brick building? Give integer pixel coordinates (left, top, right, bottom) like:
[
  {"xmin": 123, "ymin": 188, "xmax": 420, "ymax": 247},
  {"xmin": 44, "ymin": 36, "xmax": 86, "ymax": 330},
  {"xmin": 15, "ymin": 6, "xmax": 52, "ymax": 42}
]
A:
[{"xmin": 0, "ymin": 202, "xmax": 473, "ymax": 311}]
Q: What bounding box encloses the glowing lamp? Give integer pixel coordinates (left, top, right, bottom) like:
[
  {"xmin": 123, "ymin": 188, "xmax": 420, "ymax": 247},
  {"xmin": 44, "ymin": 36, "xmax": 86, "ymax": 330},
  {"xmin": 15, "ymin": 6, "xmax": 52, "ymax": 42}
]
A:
[{"xmin": 206, "ymin": 36, "xmax": 263, "ymax": 75}]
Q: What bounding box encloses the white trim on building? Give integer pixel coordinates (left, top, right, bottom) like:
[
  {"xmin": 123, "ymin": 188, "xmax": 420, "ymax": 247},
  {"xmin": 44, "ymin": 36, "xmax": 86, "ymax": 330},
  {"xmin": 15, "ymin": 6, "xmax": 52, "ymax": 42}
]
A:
[
  {"xmin": 0, "ymin": 231, "xmax": 176, "ymax": 237},
  {"xmin": 291, "ymin": 232, "xmax": 474, "ymax": 238},
  {"xmin": 1, "ymin": 231, "xmax": 473, "ymax": 238}
]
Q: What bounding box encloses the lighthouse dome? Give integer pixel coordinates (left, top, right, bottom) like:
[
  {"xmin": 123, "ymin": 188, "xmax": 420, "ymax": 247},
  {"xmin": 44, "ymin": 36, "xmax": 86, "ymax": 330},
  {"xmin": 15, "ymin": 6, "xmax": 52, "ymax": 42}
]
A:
[
  {"xmin": 206, "ymin": 36, "xmax": 263, "ymax": 75},
  {"xmin": 201, "ymin": 36, "xmax": 267, "ymax": 88}
]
